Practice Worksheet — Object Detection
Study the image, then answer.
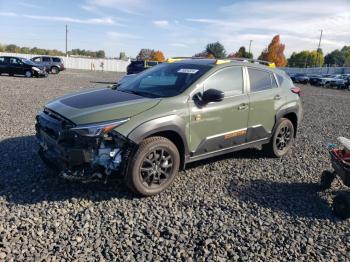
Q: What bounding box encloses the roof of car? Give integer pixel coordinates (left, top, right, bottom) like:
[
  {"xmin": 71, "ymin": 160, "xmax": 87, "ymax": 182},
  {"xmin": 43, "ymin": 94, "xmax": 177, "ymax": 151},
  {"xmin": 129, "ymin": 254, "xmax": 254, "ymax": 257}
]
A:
[{"xmin": 168, "ymin": 58, "xmax": 280, "ymax": 72}]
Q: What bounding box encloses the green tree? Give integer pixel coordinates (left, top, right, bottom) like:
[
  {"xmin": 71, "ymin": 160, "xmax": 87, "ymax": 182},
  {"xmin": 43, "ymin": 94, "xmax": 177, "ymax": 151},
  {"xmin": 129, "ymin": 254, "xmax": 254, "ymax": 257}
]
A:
[
  {"xmin": 288, "ymin": 50, "xmax": 324, "ymax": 67},
  {"xmin": 95, "ymin": 50, "xmax": 105, "ymax": 58},
  {"xmin": 228, "ymin": 46, "xmax": 253, "ymax": 59},
  {"xmin": 341, "ymin": 46, "xmax": 350, "ymax": 66},
  {"xmin": 193, "ymin": 51, "xmax": 209, "ymax": 58},
  {"xmin": 205, "ymin": 41, "xmax": 226, "ymax": 59},
  {"xmin": 136, "ymin": 49, "xmax": 155, "ymax": 60},
  {"xmin": 119, "ymin": 51, "xmax": 127, "ymax": 60},
  {"xmin": 20, "ymin": 47, "xmax": 31, "ymax": 54},
  {"xmin": 324, "ymin": 49, "xmax": 345, "ymax": 66},
  {"xmin": 0, "ymin": 44, "xmax": 5, "ymax": 52},
  {"xmin": 6, "ymin": 44, "xmax": 20, "ymax": 53}
]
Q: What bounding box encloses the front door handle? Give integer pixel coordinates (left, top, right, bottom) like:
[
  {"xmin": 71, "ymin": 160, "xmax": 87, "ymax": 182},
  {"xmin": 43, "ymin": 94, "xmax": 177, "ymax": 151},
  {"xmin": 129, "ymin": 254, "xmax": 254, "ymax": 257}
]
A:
[
  {"xmin": 274, "ymin": 95, "xmax": 282, "ymax": 100},
  {"xmin": 238, "ymin": 103, "xmax": 248, "ymax": 110}
]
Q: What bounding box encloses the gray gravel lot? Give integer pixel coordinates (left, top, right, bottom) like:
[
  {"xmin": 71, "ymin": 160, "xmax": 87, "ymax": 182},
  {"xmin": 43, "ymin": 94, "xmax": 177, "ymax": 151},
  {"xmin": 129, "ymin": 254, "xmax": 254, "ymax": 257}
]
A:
[{"xmin": 0, "ymin": 70, "xmax": 350, "ymax": 261}]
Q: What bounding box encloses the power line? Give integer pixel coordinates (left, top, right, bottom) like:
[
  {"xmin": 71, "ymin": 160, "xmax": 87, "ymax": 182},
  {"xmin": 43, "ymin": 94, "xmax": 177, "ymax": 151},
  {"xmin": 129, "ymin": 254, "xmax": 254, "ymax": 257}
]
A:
[
  {"xmin": 248, "ymin": 40, "xmax": 252, "ymax": 54},
  {"xmin": 315, "ymin": 29, "xmax": 323, "ymax": 67},
  {"xmin": 65, "ymin": 24, "xmax": 68, "ymax": 57}
]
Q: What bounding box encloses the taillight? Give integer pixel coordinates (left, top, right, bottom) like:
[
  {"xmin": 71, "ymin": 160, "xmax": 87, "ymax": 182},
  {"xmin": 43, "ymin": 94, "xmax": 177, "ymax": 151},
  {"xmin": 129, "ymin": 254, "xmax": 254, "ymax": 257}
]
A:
[{"xmin": 291, "ymin": 86, "xmax": 301, "ymax": 96}]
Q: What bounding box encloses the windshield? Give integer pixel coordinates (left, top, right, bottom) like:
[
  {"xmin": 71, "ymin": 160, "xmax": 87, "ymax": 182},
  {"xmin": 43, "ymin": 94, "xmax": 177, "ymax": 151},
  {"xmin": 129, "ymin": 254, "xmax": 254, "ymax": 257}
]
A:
[
  {"xmin": 21, "ymin": 58, "xmax": 36, "ymax": 65},
  {"xmin": 118, "ymin": 63, "xmax": 211, "ymax": 98}
]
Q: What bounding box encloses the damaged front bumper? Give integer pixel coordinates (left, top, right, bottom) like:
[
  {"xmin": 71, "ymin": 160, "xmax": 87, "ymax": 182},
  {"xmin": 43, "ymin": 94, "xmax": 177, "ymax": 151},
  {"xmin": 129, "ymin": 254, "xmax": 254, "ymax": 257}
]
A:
[{"xmin": 35, "ymin": 108, "xmax": 134, "ymax": 179}]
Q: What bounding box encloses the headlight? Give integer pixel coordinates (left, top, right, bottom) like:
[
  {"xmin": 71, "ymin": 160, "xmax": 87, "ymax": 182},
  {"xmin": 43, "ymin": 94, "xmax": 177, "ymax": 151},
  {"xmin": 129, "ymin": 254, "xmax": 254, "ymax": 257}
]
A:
[
  {"xmin": 32, "ymin": 67, "xmax": 40, "ymax": 72},
  {"xmin": 70, "ymin": 118, "xmax": 129, "ymax": 137}
]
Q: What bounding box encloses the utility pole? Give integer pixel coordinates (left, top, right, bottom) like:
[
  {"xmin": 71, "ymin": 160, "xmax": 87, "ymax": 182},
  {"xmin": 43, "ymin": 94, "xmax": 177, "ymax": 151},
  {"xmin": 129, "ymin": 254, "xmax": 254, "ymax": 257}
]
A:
[
  {"xmin": 248, "ymin": 40, "xmax": 252, "ymax": 55},
  {"xmin": 65, "ymin": 24, "xmax": 68, "ymax": 57},
  {"xmin": 315, "ymin": 29, "xmax": 323, "ymax": 67}
]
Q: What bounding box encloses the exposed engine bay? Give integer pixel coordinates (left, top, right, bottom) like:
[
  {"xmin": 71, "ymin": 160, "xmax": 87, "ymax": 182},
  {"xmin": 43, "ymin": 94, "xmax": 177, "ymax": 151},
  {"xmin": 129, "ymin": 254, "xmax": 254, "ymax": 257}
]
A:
[{"xmin": 35, "ymin": 108, "xmax": 134, "ymax": 181}]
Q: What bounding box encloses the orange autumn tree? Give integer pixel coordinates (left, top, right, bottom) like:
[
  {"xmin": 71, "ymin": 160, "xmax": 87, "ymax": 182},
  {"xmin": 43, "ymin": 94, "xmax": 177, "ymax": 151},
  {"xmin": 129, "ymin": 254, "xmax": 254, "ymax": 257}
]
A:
[
  {"xmin": 258, "ymin": 35, "xmax": 287, "ymax": 67},
  {"xmin": 152, "ymin": 50, "xmax": 165, "ymax": 62}
]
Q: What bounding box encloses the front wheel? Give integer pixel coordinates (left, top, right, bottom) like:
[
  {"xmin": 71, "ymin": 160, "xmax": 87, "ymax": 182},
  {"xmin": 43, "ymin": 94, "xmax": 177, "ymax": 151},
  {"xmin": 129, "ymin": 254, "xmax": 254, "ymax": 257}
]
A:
[
  {"xmin": 263, "ymin": 118, "xmax": 295, "ymax": 157},
  {"xmin": 125, "ymin": 136, "xmax": 180, "ymax": 196}
]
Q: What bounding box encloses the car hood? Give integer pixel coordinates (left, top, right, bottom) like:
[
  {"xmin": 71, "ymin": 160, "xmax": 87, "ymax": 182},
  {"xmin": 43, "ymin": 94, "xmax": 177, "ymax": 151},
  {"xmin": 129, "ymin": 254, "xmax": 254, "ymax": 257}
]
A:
[
  {"xmin": 45, "ymin": 88, "xmax": 161, "ymax": 125},
  {"xmin": 28, "ymin": 62, "xmax": 45, "ymax": 70}
]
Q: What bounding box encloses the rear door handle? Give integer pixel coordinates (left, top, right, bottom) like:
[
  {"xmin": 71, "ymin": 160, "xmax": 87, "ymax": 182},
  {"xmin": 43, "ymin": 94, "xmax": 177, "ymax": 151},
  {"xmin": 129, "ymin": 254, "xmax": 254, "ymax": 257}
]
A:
[
  {"xmin": 238, "ymin": 103, "xmax": 248, "ymax": 110},
  {"xmin": 274, "ymin": 95, "xmax": 282, "ymax": 100}
]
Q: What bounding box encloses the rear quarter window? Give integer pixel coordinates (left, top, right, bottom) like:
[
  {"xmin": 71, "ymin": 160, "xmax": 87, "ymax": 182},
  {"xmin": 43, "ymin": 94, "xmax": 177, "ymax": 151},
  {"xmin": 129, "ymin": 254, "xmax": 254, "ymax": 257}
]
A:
[
  {"xmin": 52, "ymin": 58, "xmax": 61, "ymax": 62},
  {"xmin": 248, "ymin": 68, "xmax": 277, "ymax": 92}
]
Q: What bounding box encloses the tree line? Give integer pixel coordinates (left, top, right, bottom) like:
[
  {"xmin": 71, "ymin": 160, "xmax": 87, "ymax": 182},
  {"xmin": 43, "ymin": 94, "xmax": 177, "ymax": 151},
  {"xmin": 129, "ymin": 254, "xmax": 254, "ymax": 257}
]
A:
[
  {"xmin": 136, "ymin": 35, "xmax": 350, "ymax": 68},
  {"xmin": 2, "ymin": 37, "xmax": 349, "ymax": 67},
  {"xmin": 0, "ymin": 43, "xmax": 106, "ymax": 58}
]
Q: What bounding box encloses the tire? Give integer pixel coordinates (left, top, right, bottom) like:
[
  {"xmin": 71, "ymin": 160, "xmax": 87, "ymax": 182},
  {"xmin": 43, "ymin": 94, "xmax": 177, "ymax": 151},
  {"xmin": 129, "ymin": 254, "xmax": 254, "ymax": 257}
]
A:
[
  {"xmin": 263, "ymin": 118, "xmax": 295, "ymax": 157},
  {"xmin": 320, "ymin": 170, "xmax": 335, "ymax": 190},
  {"xmin": 125, "ymin": 136, "xmax": 180, "ymax": 196},
  {"xmin": 9, "ymin": 73, "xmax": 14, "ymax": 77},
  {"xmin": 51, "ymin": 66, "xmax": 59, "ymax": 74},
  {"xmin": 333, "ymin": 193, "xmax": 350, "ymax": 219},
  {"xmin": 25, "ymin": 70, "xmax": 32, "ymax": 78}
]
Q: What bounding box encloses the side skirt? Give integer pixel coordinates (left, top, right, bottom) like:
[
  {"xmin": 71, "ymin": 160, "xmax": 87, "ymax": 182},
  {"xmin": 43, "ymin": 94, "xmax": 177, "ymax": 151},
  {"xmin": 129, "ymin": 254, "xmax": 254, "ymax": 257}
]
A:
[{"xmin": 186, "ymin": 137, "xmax": 270, "ymax": 164}]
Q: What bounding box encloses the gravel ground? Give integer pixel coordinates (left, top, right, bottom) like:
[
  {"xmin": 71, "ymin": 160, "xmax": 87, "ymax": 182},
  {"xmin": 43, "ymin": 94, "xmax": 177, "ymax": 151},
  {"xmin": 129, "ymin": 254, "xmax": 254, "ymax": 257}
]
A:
[{"xmin": 0, "ymin": 70, "xmax": 350, "ymax": 261}]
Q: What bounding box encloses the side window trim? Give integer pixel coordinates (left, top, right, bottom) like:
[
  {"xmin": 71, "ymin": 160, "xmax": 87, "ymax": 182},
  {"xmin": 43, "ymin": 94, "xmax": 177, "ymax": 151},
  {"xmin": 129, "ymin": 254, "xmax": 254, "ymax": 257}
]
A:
[{"xmin": 271, "ymin": 73, "xmax": 280, "ymax": 87}]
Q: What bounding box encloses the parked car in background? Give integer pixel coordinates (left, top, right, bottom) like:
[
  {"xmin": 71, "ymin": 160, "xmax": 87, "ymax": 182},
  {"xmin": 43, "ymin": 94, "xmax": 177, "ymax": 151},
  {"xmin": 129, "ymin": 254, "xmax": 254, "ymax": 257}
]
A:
[
  {"xmin": 291, "ymin": 73, "xmax": 309, "ymax": 84},
  {"xmin": 126, "ymin": 60, "xmax": 160, "ymax": 75},
  {"xmin": 0, "ymin": 56, "xmax": 47, "ymax": 77},
  {"xmin": 328, "ymin": 75, "xmax": 347, "ymax": 89},
  {"xmin": 308, "ymin": 74, "xmax": 322, "ymax": 86},
  {"xmin": 343, "ymin": 75, "xmax": 350, "ymax": 89},
  {"xmin": 31, "ymin": 56, "xmax": 65, "ymax": 74}
]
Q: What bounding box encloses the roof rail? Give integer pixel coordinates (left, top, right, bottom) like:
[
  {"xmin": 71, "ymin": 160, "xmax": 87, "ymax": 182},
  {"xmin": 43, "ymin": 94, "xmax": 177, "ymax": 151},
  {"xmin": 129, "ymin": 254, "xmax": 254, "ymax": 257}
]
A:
[
  {"xmin": 166, "ymin": 57, "xmax": 210, "ymax": 63},
  {"xmin": 218, "ymin": 58, "xmax": 275, "ymax": 68},
  {"xmin": 166, "ymin": 57, "xmax": 276, "ymax": 68}
]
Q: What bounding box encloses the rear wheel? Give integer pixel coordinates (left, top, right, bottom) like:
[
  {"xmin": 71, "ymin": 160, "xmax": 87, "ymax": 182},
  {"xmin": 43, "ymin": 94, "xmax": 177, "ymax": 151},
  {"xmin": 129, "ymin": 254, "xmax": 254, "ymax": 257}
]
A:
[
  {"xmin": 125, "ymin": 136, "xmax": 180, "ymax": 196},
  {"xmin": 263, "ymin": 118, "xmax": 295, "ymax": 157},
  {"xmin": 51, "ymin": 66, "xmax": 59, "ymax": 74},
  {"xmin": 333, "ymin": 193, "xmax": 350, "ymax": 219},
  {"xmin": 25, "ymin": 70, "xmax": 32, "ymax": 78}
]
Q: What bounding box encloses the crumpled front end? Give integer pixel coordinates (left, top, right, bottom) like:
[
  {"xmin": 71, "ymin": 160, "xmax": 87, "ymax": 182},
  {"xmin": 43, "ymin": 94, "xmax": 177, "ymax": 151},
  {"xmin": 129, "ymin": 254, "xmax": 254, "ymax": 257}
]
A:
[{"xmin": 35, "ymin": 108, "xmax": 134, "ymax": 180}]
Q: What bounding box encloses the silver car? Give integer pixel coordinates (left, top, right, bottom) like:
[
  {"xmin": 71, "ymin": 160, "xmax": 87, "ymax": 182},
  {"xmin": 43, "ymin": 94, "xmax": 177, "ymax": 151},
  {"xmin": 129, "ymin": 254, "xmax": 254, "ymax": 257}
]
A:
[{"xmin": 31, "ymin": 56, "xmax": 65, "ymax": 74}]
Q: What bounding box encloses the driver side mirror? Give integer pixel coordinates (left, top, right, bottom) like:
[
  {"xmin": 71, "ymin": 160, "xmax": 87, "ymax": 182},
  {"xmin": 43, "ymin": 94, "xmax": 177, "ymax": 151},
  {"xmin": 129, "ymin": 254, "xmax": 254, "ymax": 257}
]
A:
[{"xmin": 202, "ymin": 89, "xmax": 224, "ymax": 103}]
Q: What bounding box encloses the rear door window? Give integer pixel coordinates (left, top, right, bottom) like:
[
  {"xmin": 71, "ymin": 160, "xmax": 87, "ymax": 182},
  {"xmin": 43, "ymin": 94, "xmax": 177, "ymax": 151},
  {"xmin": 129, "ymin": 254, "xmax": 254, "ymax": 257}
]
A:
[
  {"xmin": 9, "ymin": 57, "xmax": 20, "ymax": 64},
  {"xmin": 42, "ymin": 57, "xmax": 51, "ymax": 62},
  {"xmin": 248, "ymin": 68, "xmax": 277, "ymax": 92}
]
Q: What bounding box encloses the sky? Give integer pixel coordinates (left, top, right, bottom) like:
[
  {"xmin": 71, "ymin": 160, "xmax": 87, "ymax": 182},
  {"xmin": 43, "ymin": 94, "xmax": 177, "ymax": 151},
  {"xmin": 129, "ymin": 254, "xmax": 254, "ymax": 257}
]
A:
[{"xmin": 0, "ymin": 0, "xmax": 349, "ymax": 58}]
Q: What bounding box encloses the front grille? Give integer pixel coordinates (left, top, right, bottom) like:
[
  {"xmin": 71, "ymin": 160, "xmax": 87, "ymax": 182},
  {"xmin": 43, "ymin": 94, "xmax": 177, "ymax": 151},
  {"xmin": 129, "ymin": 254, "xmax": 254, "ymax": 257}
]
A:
[
  {"xmin": 43, "ymin": 108, "xmax": 75, "ymax": 128},
  {"xmin": 37, "ymin": 109, "xmax": 97, "ymax": 148}
]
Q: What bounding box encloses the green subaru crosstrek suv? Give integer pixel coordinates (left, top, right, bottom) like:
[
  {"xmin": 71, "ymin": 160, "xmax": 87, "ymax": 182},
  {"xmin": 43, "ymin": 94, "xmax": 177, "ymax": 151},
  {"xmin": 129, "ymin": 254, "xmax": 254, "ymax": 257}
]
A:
[{"xmin": 36, "ymin": 58, "xmax": 303, "ymax": 196}]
